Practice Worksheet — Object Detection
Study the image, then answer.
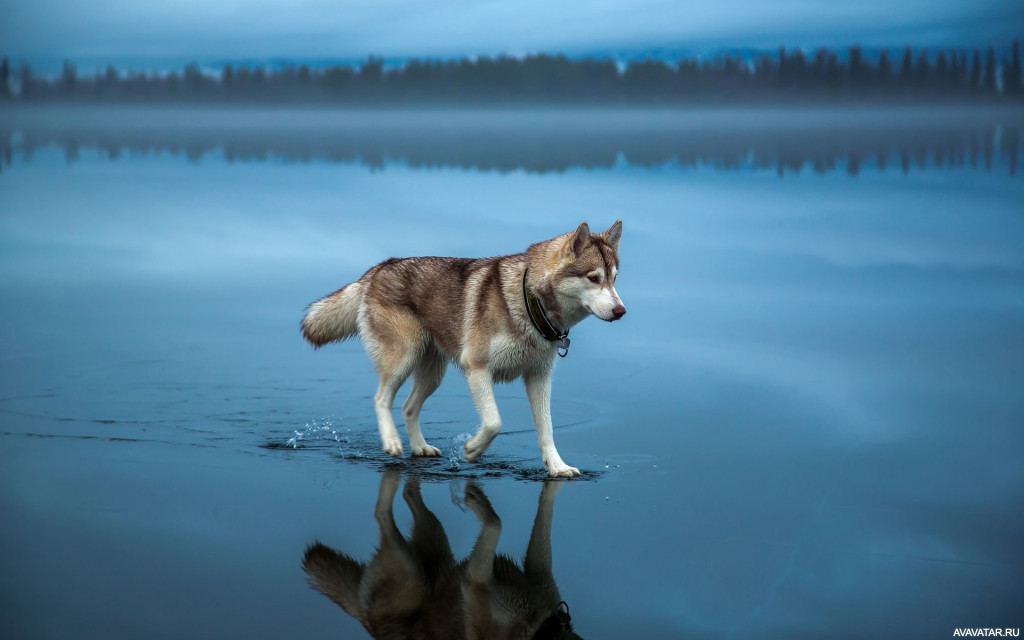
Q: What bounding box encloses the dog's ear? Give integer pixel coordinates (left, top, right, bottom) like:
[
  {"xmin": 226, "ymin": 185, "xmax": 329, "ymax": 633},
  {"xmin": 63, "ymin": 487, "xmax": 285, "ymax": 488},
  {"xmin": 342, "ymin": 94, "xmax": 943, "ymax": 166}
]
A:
[
  {"xmin": 602, "ymin": 220, "xmax": 622, "ymax": 252},
  {"xmin": 569, "ymin": 222, "xmax": 590, "ymax": 257}
]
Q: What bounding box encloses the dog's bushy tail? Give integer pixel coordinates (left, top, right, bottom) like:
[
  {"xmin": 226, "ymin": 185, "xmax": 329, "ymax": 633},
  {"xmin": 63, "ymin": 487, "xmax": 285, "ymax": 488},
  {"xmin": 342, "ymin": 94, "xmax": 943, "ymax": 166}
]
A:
[
  {"xmin": 301, "ymin": 281, "xmax": 363, "ymax": 348},
  {"xmin": 302, "ymin": 542, "xmax": 366, "ymax": 618}
]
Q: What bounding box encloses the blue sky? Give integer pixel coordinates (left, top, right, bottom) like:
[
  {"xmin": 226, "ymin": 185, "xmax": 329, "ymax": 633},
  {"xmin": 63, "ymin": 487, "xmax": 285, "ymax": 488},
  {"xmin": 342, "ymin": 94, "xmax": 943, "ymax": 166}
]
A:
[{"xmin": 3, "ymin": 0, "xmax": 1022, "ymax": 71}]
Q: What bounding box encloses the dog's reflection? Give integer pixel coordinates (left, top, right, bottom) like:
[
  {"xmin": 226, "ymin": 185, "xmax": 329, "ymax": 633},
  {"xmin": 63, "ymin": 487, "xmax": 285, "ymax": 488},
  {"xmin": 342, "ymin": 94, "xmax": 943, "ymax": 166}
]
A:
[{"xmin": 303, "ymin": 471, "xmax": 582, "ymax": 640}]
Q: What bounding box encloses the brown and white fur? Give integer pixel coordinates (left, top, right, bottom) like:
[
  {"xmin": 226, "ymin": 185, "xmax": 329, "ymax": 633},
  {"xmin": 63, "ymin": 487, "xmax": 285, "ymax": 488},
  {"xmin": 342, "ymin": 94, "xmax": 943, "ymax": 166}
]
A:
[
  {"xmin": 302, "ymin": 471, "xmax": 581, "ymax": 639},
  {"xmin": 301, "ymin": 221, "xmax": 625, "ymax": 477}
]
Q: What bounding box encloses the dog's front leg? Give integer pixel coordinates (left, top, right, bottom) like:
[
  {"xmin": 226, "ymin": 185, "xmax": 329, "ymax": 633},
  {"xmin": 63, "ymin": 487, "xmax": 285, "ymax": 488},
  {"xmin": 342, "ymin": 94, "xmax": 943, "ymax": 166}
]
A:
[
  {"xmin": 462, "ymin": 483, "xmax": 501, "ymax": 636},
  {"xmin": 524, "ymin": 481, "xmax": 563, "ymax": 578},
  {"xmin": 463, "ymin": 483, "xmax": 501, "ymax": 582},
  {"xmin": 524, "ymin": 370, "xmax": 581, "ymax": 478},
  {"xmin": 464, "ymin": 368, "xmax": 502, "ymax": 463}
]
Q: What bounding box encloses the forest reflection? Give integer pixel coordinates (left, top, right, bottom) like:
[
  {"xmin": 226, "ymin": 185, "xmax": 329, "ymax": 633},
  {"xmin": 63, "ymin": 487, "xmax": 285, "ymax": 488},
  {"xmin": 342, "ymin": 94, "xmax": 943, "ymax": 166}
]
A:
[{"xmin": 0, "ymin": 108, "xmax": 1020, "ymax": 176}]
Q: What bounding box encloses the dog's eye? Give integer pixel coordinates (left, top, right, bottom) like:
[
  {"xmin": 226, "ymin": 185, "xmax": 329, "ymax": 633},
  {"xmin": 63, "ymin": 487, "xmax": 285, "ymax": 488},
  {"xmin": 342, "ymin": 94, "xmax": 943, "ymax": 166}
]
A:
[{"xmin": 587, "ymin": 274, "xmax": 601, "ymax": 284}]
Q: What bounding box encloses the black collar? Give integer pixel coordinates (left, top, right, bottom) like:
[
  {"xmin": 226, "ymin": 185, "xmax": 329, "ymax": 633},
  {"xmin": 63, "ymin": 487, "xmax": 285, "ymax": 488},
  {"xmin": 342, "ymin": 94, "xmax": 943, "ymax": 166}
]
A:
[{"xmin": 522, "ymin": 269, "xmax": 570, "ymax": 357}]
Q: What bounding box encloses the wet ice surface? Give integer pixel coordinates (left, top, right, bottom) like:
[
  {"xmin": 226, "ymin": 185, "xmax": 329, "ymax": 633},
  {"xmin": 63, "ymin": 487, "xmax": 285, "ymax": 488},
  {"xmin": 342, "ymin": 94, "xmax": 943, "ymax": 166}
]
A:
[
  {"xmin": 261, "ymin": 421, "xmax": 601, "ymax": 481},
  {"xmin": 1, "ymin": 108, "xmax": 1023, "ymax": 639}
]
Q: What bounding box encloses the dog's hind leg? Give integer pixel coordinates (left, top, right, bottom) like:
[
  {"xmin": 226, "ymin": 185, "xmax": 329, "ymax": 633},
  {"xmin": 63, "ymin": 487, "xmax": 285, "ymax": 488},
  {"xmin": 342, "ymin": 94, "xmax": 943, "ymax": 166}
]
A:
[
  {"xmin": 403, "ymin": 476, "xmax": 456, "ymax": 584},
  {"xmin": 375, "ymin": 469, "xmax": 406, "ymax": 548},
  {"xmin": 373, "ymin": 472, "xmax": 426, "ymax": 616},
  {"xmin": 373, "ymin": 363, "xmax": 415, "ymax": 457},
  {"xmin": 463, "ymin": 368, "xmax": 502, "ymax": 463},
  {"xmin": 363, "ymin": 308, "xmax": 423, "ymax": 458},
  {"xmin": 402, "ymin": 348, "xmax": 446, "ymax": 457}
]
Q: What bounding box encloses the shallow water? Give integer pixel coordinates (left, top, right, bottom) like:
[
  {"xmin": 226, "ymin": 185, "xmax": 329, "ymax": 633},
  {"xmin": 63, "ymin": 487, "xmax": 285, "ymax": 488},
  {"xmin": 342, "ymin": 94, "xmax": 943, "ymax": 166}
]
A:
[{"xmin": 1, "ymin": 107, "xmax": 1022, "ymax": 638}]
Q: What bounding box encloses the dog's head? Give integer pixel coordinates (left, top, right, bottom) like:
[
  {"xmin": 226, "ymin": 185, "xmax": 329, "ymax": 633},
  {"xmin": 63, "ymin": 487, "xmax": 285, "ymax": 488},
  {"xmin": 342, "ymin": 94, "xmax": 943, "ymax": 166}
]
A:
[{"xmin": 554, "ymin": 220, "xmax": 625, "ymax": 323}]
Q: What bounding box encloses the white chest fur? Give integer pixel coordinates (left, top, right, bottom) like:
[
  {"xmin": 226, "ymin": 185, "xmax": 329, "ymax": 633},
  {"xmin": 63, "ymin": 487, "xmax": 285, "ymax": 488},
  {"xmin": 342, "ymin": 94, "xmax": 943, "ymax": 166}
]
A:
[{"xmin": 487, "ymin": 333, "xmax": 553, "ymax": 382}]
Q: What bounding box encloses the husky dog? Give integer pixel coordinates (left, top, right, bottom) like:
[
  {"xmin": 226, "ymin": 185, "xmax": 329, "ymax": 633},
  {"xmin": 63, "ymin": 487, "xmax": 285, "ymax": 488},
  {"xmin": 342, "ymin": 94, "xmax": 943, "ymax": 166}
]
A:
[
  {"xmin": 301, "ymin": 221, "xmax": 625, "ymax": 477},
  {"xmin": 303, "ymin": 471, "xmax": 581, "ymax": 640}
]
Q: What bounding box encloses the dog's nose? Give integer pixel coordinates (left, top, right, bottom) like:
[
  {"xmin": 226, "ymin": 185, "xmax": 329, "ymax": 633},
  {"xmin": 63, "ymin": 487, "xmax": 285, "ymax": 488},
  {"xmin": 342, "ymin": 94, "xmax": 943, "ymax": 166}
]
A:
[{"xmin": 611, "ymin": 304, "xmax": 626, "ymax": 320}]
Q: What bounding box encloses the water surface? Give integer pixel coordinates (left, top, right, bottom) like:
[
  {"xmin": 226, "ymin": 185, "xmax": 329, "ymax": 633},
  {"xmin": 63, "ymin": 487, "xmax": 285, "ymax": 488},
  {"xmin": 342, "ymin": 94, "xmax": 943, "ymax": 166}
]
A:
[{"xmin": 1, "ymin": 107, "xmax": 1022, "ymax": 638}]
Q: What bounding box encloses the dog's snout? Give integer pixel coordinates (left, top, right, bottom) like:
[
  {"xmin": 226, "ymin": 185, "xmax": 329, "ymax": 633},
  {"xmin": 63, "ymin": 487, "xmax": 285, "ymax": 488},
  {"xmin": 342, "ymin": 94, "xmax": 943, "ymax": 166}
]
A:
[{"xmin": 611, "ymin": 304, "xmax": 626, "ymax": 320}]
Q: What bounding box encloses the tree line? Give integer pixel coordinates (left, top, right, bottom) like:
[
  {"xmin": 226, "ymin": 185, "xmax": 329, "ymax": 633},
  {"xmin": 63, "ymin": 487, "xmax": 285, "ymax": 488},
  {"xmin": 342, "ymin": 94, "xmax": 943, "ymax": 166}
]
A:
[{"xmin": 1, "ymin": 41, "xmax": 1021, "ymax": 105}]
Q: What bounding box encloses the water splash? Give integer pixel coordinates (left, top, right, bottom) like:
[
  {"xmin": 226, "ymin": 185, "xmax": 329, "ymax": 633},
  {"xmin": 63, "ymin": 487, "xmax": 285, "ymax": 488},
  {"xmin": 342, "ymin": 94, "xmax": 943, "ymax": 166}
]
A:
[
  {"xmin": 449, "ymin": 477, "xmax": 469, "ymax": 511},
  {"xmin": 447, "ymin": 432, "xmax": 473, "ymax": 470},
  {"xmin": 286, "ymin": 417, "xmax": 349, "ymax": 449}
]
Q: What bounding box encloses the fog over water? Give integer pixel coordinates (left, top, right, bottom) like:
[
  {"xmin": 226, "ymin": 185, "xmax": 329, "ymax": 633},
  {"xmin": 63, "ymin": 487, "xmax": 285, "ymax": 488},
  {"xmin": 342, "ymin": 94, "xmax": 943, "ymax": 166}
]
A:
[{"xmin": 1, "ymin": 107, "xmax": 1021, "ymax": 638}]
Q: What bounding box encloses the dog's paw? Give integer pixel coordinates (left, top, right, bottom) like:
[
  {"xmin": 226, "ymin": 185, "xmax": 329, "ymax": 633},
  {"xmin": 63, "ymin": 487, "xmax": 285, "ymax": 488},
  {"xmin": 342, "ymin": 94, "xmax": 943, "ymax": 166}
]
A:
[
  {"xmin": 402, "ymin": 477, "xmax": 422, "ymax": 502},
  {"xmin": 463, "ymin": 443, "xmax": 481, "ymax": 463},
  {"xmin": 465, "ymin": 484, "xmax": 499, "ymax": 524},
  {"xmin": 411, "ymin": 443, "xmax": 441, "ymax": 457},
  {"xmin": 464, "ymin": 429, "xmax": 498, "ymax": 463},
  {"xmin": 382, "ymin": 436, "xmax": 404, "ymax": 458},
  {"xmin": 547, "ymin": 464, "xmax": 581, "ymax": 478},
  {"xmin": 464, "ymin": 483, "xmax": 485, "ymax": 507},
  {"xmin": 464, "ymin": 437, "xmax": 487, "ymax": 462}
]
